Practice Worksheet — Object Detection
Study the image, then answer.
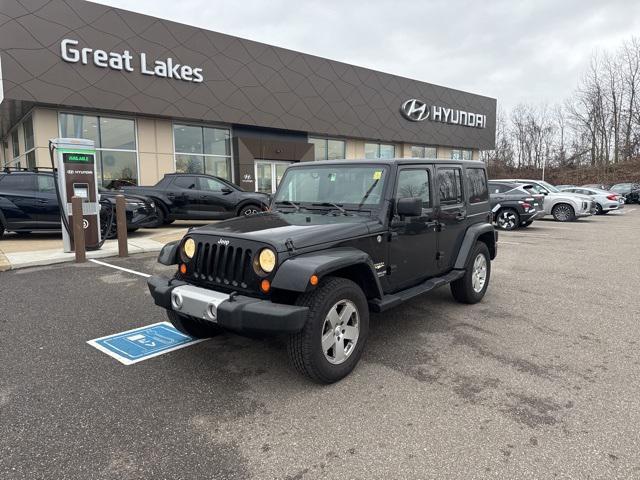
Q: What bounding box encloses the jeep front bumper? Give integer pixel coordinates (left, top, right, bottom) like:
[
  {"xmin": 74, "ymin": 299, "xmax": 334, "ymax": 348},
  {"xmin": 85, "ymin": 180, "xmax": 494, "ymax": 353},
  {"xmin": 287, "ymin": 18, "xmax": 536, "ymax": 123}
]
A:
[{"xmin": 147, "ymin": 276, "xmax": 308, "ymax": 333}]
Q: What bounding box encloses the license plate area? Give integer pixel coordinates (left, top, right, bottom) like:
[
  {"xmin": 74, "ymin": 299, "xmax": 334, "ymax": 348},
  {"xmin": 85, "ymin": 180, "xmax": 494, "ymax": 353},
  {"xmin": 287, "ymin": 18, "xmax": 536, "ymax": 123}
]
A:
[{"xmin": 170, "ymin": 285, "xmax": 230, "ymax": 322}]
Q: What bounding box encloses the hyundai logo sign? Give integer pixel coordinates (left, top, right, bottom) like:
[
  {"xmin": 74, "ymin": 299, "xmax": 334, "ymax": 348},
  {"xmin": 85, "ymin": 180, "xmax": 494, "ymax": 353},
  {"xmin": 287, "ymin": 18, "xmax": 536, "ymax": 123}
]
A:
[
  {"xmin": 401, "ymin": 99, "xmax": 430, "ymax": 121},
  {"xmin": 400, "ymin": 98, "xmax": 487, "ymax": 129}
]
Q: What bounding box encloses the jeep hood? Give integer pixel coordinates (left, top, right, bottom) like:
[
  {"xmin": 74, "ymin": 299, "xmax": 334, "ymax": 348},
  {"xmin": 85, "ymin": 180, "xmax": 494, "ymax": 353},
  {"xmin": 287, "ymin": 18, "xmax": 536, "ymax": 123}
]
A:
[{"xmin": 192, "ymin": 212, "xmax": 377, "ymax": 252}]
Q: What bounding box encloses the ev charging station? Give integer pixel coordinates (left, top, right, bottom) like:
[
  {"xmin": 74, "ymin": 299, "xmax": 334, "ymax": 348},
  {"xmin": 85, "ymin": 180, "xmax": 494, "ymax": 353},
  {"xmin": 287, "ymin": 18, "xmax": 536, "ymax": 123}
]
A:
[{"xmin": 51, "ymin": 138, "xmax": 102, "ymax": 252}]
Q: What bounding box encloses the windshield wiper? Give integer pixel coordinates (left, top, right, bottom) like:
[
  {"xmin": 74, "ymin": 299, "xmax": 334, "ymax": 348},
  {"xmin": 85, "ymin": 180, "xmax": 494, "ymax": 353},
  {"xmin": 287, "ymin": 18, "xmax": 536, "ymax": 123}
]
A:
[
  {"xmin": 312, "ymin": 202, "xmax": 351, "ymax": 215},
  {"xmin": 274, "ymin": 200, "xmax": 302, "ymax": 212},
  {"xmin": 355, "ymin": 179, "xmax": 380, "ymax": 211}
]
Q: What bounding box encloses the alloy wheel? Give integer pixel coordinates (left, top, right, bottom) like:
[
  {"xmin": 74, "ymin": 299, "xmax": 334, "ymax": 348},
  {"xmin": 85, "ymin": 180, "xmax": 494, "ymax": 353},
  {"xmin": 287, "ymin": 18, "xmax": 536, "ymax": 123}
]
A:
[
  {"xmin": 321, "ymin": 299, "xmax": 359, "ymax": 365},
  {"xmin": 497, "ymin": 210, "xmax": 518, "ymax": 230},
  {"xmin": 471, "ymin": 253, "xmax": 487, "ymax": 293},
  {"xmin": 553, "ymin": 205, "xmax": 573, "ymax": 221}
]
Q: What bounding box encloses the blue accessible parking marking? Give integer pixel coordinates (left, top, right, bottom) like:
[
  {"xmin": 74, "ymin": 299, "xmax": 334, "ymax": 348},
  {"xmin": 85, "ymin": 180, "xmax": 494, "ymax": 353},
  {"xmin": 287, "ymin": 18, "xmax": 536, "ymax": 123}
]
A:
[{"xmin": 87, "ymin": 321, "xmax": 206, "ymax": 365}]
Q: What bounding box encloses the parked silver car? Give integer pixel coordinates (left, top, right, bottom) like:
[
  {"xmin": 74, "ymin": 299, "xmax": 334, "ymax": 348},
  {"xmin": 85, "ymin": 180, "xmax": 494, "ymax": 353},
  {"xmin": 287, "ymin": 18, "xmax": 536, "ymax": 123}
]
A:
[
  {"xmin": 495, "ymin": 179, "xmax": 594, "ymax": 222},
  {"xmin": 560, "ymin": 187, "xmax": 624, "ymax": 214}
]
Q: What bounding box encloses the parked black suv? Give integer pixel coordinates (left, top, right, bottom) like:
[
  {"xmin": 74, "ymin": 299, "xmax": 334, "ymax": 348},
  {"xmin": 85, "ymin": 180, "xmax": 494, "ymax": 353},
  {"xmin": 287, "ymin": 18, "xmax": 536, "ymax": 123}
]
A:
[
  {"xmin": 0, "ymin": 170, "xmax": 157, "ymax": 239},
  {"xmin": 147, "ymin": 159, "xmax": 498, "ymax": 383},
  {"xmin": 488, "ymin": 181, "xmax": 546, "ymax": 230},
  {"xmin": 123, "ymin": 173, "xmax": 270, "ymax": 225}
]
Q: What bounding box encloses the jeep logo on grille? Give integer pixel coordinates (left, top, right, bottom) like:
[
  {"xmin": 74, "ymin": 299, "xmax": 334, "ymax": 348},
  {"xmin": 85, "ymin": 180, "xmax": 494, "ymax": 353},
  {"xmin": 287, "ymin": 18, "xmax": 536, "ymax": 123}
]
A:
[{"xmin": 217, "ymin": 238, "xmax": 230, "ymax": 246}]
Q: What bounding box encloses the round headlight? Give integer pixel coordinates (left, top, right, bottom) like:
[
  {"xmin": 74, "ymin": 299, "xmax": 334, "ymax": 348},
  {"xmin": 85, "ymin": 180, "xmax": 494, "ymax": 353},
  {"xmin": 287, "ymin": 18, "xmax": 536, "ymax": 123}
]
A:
[
  {"xmin": 258, "ymin": 248, "xmax": 276, "ymax": 273},
  {"xmin": 183, "ymin": 238, "xmax": 196, "ymax": 259}
]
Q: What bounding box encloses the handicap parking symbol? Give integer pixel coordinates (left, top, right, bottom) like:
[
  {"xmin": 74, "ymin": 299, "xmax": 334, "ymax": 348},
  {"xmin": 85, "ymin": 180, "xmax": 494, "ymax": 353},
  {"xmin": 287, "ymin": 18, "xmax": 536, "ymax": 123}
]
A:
[{"xmin": 87, "ymin": 321, "xmax": 206, "ymax": 365}]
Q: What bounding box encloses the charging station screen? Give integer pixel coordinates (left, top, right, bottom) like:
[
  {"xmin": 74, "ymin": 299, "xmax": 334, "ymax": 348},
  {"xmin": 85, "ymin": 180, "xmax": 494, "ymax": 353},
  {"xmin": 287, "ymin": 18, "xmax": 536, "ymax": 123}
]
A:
[
  {"xmin": 73, "ymin": 184, "xmax": 89, "ymax": 199},
  {"xmin": 63, "ymin": 152, "xmax": 93, "ymax": 164}
]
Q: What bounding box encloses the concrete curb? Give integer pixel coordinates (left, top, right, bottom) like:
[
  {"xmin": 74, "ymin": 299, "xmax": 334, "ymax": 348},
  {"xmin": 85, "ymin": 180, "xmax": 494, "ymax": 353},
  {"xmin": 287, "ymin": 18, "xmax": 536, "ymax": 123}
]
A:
[{"xmin": 2, "ymin": 238, "xmax": 166, "ymax": 270}]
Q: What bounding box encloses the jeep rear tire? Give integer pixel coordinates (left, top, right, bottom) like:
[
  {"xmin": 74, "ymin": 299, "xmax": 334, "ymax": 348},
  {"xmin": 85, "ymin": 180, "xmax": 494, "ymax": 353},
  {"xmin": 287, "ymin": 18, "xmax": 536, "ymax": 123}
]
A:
[
  {"xmin": 450, "ymin": 242, "xmax": 491, "ymax": 304},
  {"xmin": 551, "ymin": 203, "xmax": 576, "ymax": 222},
  {"xmin": 287, "ymin": 276, "xmax": 369, "ymax": 384},
  {"xmin": 167, "ymin": 310, "xmax": 222, "ymax": 338}
]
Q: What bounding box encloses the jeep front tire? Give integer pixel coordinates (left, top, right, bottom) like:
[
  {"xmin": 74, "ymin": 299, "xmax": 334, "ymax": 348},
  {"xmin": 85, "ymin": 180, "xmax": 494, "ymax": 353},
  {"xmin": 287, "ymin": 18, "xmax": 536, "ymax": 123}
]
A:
[
  {"xmin": 450, "ymin": 242, "xmax": 491, "ymax": 304},
  {"xmin": 287, "ymin": 276, "xmax": 369, "ymax": 383}
]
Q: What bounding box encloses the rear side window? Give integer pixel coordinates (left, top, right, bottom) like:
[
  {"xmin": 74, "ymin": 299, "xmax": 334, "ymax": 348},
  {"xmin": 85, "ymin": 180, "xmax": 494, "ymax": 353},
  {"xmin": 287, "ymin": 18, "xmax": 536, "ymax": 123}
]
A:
[
  {"xmin": 37, "ymin": 175, "xmax": 56, "ymax": 193},
  {"xmin": 466, "ymin": 168, "xmax": 488, "ymax": 203},
  {"xmin": 396, "ymin": 168, "xmax": 431, "ymax": 209},
  {"xmin": 173, "ymin": 176, "xmax": 197, "ymax": 189},
  {"xmin": 437, "ymin": 168, "xmax": 463, "ymax": 205},
  {"xmin": 0, "ymin": 174, "xmax": 35, "ymax": 191}
]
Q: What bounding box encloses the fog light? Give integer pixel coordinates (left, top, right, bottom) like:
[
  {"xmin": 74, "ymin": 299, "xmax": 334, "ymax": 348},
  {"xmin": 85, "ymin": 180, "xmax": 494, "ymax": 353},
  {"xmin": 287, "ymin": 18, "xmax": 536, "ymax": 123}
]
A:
[
  {"xmin": 206, "ymin": 303, "xmax": 217, "ymax": 321},
  {"xmin": 172, "ymin": 292, "xmax": 183, "ymax": 310}
]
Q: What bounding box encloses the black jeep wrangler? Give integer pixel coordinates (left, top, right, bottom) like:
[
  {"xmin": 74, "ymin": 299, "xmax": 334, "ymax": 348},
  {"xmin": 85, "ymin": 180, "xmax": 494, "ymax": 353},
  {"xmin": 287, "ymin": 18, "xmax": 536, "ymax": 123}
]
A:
[{"xmin": 148, "ymin": 159, "xmax": 497, "ymax": 383}]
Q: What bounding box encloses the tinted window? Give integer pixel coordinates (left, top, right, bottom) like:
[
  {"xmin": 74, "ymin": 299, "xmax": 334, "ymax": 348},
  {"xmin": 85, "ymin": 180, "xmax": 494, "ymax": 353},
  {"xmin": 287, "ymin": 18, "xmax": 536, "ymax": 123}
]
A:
[
  {"xmin": 0, "ymin": 174, "xmax": 35, "ymax": 191},
  {"xmin": 199, "ymin": 177, "xmax": 227, "ymax": 192},
  {"xmin": 437, "ymin": 168, "xmax": 463, "ymax": 205},
  {"xmin": 37, "ymin": 175, "xmax": 56, "ymax": 193},
  {"xmin": 397, "ymin": 169, "xmax": 430, "ymax": 209},
  {"xmin": 173, "ymin": 176, "xmax": 197, "ymax": 189},
  {"xmin": 466, "ymin": 168, "xmax": 488, "ymax": 203}
]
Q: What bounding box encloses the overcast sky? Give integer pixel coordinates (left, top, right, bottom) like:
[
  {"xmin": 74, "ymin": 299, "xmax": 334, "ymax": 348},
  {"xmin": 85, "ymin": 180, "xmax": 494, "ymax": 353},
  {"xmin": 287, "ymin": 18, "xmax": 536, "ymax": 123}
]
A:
[{"xmin": 97, "ymin": 0, "xmax": 640, "ymax": 111}]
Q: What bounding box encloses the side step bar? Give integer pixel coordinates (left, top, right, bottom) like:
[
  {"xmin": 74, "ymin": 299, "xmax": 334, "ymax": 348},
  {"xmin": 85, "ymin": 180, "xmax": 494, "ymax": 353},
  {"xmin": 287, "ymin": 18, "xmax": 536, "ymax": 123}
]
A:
[{"xmin": 368, "ymin": 269, "xmax": 465, "ymax": 312}]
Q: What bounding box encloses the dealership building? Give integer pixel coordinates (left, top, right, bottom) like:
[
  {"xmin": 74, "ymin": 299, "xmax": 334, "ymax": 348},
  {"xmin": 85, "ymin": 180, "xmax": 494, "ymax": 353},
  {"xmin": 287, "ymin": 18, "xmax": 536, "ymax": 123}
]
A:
[{"xmin": 0, "ymin": 0, "xmax": 496, "ymax": 193}]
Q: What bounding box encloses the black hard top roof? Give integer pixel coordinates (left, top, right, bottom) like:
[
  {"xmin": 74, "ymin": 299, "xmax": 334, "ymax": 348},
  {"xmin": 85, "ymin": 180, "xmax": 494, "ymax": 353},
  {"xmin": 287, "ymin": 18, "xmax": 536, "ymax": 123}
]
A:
[{"xmin": 288, "ymin": 158, "xmax": 486, "ymax": 168}]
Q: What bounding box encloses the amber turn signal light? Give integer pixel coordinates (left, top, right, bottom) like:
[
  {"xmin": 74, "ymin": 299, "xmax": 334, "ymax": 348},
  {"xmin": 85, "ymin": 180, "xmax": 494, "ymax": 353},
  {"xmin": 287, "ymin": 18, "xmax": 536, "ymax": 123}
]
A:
[
  {"xmin": 260, "ymin": 279, "xmax": 271, "ymax": 293},
  {"xmin": 309, "ymin": 275, "xmax": 319, "ymax": 286},
  {"xmin": 179, "ymin": 263, "xmax": 187, "ymax": 275}
]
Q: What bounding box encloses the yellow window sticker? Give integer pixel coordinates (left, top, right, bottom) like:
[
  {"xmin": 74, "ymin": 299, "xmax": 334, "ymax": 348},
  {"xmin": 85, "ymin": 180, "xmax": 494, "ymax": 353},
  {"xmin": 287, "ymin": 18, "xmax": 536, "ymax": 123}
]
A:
[{"xmin": 373, "ymin": 171, "xmax": 382, "ymax": 180}]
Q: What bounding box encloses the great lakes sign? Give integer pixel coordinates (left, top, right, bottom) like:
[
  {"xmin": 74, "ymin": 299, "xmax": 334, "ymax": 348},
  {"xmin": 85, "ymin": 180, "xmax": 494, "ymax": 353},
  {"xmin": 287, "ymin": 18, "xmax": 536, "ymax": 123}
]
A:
[
  {"xmin": 401, "ymin": 99, "xmax": 486, "ymax": 129},
  {"xmin": 60, "ymin": 39, "xmax": 204, "ymax": 83}
]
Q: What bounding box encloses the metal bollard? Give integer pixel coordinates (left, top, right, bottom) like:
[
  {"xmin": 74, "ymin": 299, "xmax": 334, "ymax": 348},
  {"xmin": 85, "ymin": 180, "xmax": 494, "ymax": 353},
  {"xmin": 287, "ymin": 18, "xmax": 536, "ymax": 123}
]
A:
[
  {"xmin": 116, "ymin": 195, "xmax": 128, "ymax": 257},
  {"xmin": 71, "ymin": 196, "xmax": 86, "ymax": 263}
]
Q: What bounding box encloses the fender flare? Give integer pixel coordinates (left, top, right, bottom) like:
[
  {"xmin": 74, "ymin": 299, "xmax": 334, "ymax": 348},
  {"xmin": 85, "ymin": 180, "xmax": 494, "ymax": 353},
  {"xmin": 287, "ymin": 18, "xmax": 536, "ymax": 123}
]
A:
[
  {"xmin": 454, "ymin": 223, "xmax": 497, "ymax": 269},
  {"xmin": 271, "ymin": 247, "xmax": 383, "ymax": 299},
  {"xmin": 0, "ymin": 208, "xmax": 7, "ymax": 228}
]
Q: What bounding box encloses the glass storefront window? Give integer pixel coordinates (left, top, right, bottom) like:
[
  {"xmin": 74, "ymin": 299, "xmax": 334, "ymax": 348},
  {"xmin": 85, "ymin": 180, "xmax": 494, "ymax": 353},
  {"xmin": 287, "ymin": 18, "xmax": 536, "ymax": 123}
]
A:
[
  {"xmin": 99, "ymin": 117, "xmax": 136, "ymax": 150},
  {"xmin": 365, "ymin": 143, "xmax": 395, "ymax": 159},
  {"xmin": 59, "ymin": 112, "xmax": 138, "ymax": 187},
  {"xmin": 411, "ymin": 145, "xmax": 437, "ymax": 158},
  {"xmin": 451, "ymin": 149, "xmax": 473, "ymax": 160},
  {"xmin": 327, "ymin": 139, "xmax": 345, "ymax": 160},
  {"xmin": 174, "ymin": 124, "xmax": 232, "ymax": 180},
  {"xmin": 23, "ymin": 117, "xmax": 34, "ymax": 151},
  {"xmin": 11, "ymin": 130, "xmax": 19, "ymax": 158},
  {"xmin": 309, "ymin": 137, "xmax": 345, "ymax": 161},
  {"xmin": 98, "ymin": 151, "xmax": 138, "ymax": 189}
]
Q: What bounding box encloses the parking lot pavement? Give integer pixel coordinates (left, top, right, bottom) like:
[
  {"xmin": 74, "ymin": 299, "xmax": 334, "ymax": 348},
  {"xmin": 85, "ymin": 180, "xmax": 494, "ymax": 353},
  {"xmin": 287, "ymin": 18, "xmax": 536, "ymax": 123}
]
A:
[{"xmin": 1, "ymin": 209, "xmax": 639, "ymax": 479}]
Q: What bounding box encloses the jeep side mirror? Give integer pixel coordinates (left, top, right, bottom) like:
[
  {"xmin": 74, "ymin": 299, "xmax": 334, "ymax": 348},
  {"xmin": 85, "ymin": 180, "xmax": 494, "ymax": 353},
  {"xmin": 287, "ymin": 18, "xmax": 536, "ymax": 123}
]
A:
[{"xmin": 396, "ymin": 197, "xmax": 422, "ymax": 217}]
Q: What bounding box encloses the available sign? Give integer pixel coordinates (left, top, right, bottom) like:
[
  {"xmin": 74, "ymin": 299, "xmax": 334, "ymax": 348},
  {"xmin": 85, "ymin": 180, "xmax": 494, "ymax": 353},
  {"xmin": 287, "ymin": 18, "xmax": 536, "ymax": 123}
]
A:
[
  {"xmin": 60, "ymin": 39, "xmax": 204, "ymax": 83},
  {"xmin": 401, "ymin": 99, "xmax": 487, "ymax": 129}
]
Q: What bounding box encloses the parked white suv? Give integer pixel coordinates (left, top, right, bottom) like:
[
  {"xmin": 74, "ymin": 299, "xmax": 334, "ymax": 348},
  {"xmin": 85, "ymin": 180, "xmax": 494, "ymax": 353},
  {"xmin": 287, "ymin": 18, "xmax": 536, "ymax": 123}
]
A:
[{"xmin": 496, "ymin": 179, "xmax": 594, "ymax": 222}]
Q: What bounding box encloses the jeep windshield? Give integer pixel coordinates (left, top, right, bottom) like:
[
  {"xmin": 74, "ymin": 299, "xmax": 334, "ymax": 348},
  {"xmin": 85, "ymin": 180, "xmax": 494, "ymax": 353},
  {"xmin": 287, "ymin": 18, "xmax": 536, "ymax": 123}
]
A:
[{"xmin": 273, "ymin": 165, "xmax": 388, "ymax": 212}]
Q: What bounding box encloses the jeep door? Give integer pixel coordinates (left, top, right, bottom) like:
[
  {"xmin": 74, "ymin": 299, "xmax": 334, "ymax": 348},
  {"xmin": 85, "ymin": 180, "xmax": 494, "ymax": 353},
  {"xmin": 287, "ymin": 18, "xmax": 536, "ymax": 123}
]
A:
[
  {"xmin": 435, "ymin": 166, "xmax": 467, "ymax": 273},
  {"xmin": 388, "ymin": 166, "xmax": 439, "ymax": 291}
]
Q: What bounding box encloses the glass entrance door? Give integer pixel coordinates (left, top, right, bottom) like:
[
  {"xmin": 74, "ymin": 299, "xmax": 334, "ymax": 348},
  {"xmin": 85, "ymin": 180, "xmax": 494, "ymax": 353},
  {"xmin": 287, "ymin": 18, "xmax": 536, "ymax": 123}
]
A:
[{"xmin": 255, "ymin": 160, "xmax": 292, "ymax": 194}]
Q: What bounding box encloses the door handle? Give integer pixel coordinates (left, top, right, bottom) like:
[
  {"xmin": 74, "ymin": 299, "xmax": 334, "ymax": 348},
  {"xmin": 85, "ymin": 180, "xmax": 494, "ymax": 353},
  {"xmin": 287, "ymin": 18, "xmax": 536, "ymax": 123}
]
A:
[
  {"xmin": 456, "ymin": 211, "xmax": 466, "ymax": 221},
  {"xmin": 37, "ymin": 199, "xmax": 48, "ymax": 203}
]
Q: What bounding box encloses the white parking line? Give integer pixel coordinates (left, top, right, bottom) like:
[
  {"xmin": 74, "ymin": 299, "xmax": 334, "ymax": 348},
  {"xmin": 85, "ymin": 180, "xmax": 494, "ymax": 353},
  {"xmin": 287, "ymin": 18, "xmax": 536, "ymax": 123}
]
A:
[
  {"xmin": 89, "ymin": 259, "xmax": 151, "ymax": 278},
  {"xmin": 498, "ymin": 241, "xmax": 522, "ymax": 245}
]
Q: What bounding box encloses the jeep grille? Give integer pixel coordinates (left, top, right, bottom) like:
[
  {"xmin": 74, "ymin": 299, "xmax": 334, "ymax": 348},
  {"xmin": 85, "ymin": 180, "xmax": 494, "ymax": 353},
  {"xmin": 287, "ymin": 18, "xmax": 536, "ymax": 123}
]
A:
[{"xmin": 191, "ymin": 241, "xmax": 253, "ymax": 289}]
